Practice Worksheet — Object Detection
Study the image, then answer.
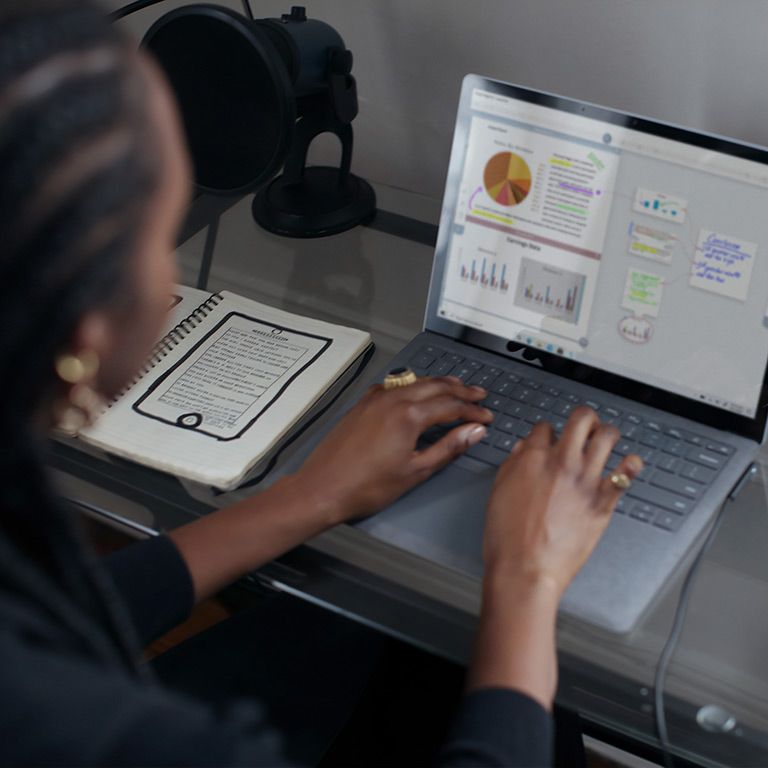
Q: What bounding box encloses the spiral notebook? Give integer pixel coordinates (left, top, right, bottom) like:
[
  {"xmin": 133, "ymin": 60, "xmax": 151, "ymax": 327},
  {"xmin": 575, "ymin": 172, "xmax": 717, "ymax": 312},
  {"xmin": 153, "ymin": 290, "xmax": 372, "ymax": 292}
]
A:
[{"xmin": 79, "ymin": 285, "xmax": 373, "ymax": 490}]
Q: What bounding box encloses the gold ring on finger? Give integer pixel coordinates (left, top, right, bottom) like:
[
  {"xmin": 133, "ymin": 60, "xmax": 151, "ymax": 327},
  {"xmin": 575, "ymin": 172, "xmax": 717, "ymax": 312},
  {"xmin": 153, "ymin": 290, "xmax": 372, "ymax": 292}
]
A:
[
  {"xmin": 382, "ymin": 367, "xmax": 419, "ymax": 390},
  {"xmin": 610, "ymin": 472, "xmax": 632, "ymax": 491}
]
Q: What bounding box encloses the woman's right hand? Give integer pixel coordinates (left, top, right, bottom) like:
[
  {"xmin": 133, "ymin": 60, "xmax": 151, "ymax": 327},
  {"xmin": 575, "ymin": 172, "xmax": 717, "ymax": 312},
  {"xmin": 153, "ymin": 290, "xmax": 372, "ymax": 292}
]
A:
[
  {"xmin": 466, "ymin": 408, "xmax": 643, "ymax": 708},
  {"xmin": 483, "ymin": 407, "xmax": 643, "ymax": 597}
]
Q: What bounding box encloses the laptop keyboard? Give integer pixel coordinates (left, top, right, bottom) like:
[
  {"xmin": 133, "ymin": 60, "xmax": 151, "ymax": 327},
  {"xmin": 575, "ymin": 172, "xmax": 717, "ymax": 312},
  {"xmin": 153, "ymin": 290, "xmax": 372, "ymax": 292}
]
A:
[{"xmin": 409, "ymin": 344, "xmax": 735, "ymax": 534}]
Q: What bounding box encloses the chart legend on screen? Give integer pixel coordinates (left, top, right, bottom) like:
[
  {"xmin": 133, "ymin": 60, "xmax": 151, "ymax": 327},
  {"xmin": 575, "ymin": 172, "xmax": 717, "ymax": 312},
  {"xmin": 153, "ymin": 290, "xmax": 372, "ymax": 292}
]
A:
[{"xmin": 484, "ymin": 151, "xmax": 532, "ymax": 206}]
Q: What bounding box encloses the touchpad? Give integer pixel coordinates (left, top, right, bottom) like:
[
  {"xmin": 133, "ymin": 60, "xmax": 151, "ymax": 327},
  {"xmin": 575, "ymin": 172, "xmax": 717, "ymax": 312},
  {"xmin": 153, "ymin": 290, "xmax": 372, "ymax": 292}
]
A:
[{"xmin": 354, "ymin": 462, "xmax": 493, "ymax": 578}]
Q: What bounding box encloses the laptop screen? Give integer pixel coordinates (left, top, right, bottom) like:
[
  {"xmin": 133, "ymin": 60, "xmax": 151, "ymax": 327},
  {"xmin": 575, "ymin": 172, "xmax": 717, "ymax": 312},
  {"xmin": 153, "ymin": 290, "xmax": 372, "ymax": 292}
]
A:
[{"xmin": 428, "ymin": 75, "xmax": 768, "ymax": 435}]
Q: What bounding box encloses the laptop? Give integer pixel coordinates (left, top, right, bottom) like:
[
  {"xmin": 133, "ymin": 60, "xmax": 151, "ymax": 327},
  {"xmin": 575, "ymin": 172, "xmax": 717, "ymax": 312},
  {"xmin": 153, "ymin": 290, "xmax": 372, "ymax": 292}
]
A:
[{"xmin": 302, "ymin": 75, "xmax": 768, "ymax": 633}]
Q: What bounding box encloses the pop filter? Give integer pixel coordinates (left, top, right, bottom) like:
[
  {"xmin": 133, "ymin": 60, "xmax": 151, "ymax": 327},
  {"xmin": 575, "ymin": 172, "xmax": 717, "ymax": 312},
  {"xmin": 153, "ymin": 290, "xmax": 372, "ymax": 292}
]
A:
[
  {"xmin": 143, "ymin": 5, "xmax": 376, "ymax": 237},
  {"xmin": 143, "ymin": 5, "xmax": 294, "ymax": 194}
]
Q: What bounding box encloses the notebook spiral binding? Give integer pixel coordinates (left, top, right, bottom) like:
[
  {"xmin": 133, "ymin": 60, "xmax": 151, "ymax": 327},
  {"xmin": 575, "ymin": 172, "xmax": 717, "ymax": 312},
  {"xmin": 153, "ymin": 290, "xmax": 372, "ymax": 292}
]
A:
[{"xmin": 107, "ymin": 292, "xmax": 224, "ymax": 407}]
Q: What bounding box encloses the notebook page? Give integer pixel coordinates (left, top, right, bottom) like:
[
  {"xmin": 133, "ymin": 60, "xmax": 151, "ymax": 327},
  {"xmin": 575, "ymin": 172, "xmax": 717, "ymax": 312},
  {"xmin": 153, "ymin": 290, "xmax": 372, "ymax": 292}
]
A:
[
  {"xmin": 134, "ymin": 312, "xmax": 332, "ymax": 440},
  {"xmin": 80, "ymin": 291, "xmax": 371, "ymax": 489}
]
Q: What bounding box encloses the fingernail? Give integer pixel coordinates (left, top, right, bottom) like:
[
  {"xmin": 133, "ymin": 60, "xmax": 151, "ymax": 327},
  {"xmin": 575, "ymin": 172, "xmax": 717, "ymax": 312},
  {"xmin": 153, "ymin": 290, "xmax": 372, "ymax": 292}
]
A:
[
  {"xmin": 482, "ymin": 408, "xmax": 494, "ymax": 420},
  {"xmin": 471, "ymin": 385, "xmax": 487, "ymax": 395},
  {"xmin": 465, "ymin": 425, "xmax": 487, "ymax": 446}
]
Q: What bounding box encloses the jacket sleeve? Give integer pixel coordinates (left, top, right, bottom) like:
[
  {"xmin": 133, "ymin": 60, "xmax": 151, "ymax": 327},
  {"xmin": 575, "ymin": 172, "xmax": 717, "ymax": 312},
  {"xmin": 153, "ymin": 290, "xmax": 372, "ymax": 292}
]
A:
[
  {"xmin": 102, "ymin": 535, "xmax": 195, "ymax": 647},
  {"xmin": 0, "ymin": 628, "xmax": 297, "ymax": 767},
  {"xmin": 439, "ymin": 688, "xmax": 553, "ymax": 767}
]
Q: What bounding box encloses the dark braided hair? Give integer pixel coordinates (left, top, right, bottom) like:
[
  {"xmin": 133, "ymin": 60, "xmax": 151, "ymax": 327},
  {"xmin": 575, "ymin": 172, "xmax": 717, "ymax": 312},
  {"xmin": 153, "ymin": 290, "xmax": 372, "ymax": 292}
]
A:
[{"xmin": 0, "ymin": 1, "xmax": 163, "ymax": 674}]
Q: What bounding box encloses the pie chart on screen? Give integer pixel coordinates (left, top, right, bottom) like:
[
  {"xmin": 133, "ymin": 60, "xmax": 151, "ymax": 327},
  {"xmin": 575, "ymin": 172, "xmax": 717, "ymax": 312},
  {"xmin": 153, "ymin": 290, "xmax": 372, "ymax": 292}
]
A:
[{"xmin": 484, "ymin": 151, "xmax": 532, "ymax": 206}]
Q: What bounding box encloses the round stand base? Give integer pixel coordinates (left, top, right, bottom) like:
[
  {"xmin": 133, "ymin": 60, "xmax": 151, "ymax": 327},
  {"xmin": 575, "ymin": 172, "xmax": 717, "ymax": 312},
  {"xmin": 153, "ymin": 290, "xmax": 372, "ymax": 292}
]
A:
[{"xmin": 252, "ymin": 166, "xmax": 377, "ymax": 238}]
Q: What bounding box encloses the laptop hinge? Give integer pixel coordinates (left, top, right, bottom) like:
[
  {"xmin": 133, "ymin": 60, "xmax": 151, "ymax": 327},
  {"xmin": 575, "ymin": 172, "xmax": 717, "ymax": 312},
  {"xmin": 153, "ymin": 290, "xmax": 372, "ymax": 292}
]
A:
[{"xmin": 728, "ymin": 462, "xmax": 758, "ymax": 502}]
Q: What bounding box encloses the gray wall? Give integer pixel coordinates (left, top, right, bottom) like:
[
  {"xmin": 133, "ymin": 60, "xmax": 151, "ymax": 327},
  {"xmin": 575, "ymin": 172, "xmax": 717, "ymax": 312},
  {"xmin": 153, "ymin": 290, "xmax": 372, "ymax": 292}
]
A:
[{"xmin": 113, "ymin": 0, "xmax": 768, "ymax": 202}]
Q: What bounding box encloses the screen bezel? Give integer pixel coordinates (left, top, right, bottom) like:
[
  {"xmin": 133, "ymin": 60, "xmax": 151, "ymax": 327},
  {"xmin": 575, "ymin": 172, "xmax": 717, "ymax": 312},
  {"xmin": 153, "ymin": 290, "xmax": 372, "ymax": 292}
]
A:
[{"xmin": 425, "ymin": 74, "xmax": 768, "ymax": 443}]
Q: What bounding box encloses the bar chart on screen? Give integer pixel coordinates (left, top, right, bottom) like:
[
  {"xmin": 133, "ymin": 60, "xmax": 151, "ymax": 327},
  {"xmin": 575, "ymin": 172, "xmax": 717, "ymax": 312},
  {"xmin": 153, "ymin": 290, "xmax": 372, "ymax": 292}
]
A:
[
  {"xmin": 618, "ymin": 315, "xmax": 654, "ymax": 344},
  {"xmin": 512, "ymin": 257, "xmax": 586, "ymax": 324},
  {"xmin": 459, "ymin": 256, "xmax": 510, "ymax": 292}
]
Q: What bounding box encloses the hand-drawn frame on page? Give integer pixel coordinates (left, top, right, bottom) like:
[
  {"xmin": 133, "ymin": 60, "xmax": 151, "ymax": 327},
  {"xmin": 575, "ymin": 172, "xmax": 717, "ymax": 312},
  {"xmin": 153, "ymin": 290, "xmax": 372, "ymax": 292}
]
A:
[{"xmin": 132, "ymin": 311, "xmax": 332, "ymax": 441}]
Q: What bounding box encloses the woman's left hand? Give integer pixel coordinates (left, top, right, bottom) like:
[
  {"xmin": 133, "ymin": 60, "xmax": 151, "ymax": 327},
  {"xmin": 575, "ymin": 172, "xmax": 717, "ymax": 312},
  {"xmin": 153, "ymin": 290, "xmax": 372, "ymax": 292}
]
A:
[{"xmin": 293, "ymin": 377, "xmax": 494, "ymax": 524}]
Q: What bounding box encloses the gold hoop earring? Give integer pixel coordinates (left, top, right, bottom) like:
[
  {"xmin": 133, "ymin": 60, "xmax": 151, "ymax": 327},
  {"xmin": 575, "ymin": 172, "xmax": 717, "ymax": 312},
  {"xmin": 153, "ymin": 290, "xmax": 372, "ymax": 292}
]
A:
[{"xmin": 54, "ymin": 349, "xmax": 100, "ymax": 384}]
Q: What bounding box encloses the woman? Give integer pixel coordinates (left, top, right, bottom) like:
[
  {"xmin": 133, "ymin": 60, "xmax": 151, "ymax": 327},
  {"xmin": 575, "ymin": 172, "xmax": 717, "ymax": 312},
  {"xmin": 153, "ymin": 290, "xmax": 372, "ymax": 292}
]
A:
[{"xmin": 0, "ymin": 1, "xmax": 641, "ymax": 765}]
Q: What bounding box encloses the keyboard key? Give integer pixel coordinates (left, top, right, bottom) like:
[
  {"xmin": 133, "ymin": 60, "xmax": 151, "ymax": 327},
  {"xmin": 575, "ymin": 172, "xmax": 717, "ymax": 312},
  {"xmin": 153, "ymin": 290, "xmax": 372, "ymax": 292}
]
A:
[
  {"xmin": 410, "ymin": 352, "xmax": 436, "ymax": 369},
  {"xmin": 584, "ymin": 400, "xmax": 601, "ymax": 411},
  {"xmin": 680, "ymin": 462, "xmax": 717, "ymax": 485},
  {"xmin": 533, "ymin": 395, "xmax": 555, "ymax": 411},
  {"xmin": 516, "ymin": 422, "xmax": 534, "ymax": 438},
  {"xmin": 544, "ymin": 385, "xmax": 561, "ymax": 397},
  {"xmin": 640, "ymin": 430, "xmax": 662, "ymax": 448},
  {"xmin": 465, "ymin": 442, "xmax": 505, "ymax": 466},
  {"xmin": 502, "ymin": 372, "xmax": 521, "ymax": 384},
  {"xmin": 706, "ymin": 441, "xmax": 735, "ymax": 456},
  {"xmin": 484, "ymin": 395, "xmax": 508, "ymax": 412},
  {"xmin": 469, "ymin": 372, "xmax": 495, "ymax": 388},
  {"xmin": 650, "ymin": 472, "xmax": 701, "ymax": 499},
  {"xmin": 553, "ymin": 401, "xmax": 574, "ymax": 417},
  {"xmin": 630, "ymin": 503, "xmax": 657, "ymax": 524},
  {"xmin": 565, "ymin": 393, "xmax": 580, "ymax": 403},
  {"xmin": 454, "ymin": 367, "xmax": 474, "ymax": 382},
  {"xmin": 654, "ymin": 513, "xmax": 684, "ymax": 532},
  {"xmin": 657, "ymin": 455, "xmax": 682, "ymax": 474},
  {"xmin": 685, "ymin": 433, "xmax": 704, "ymax": 446},
  {"xmin": 523, "ymin": 379, "xmax": 541, "ymax": 390},
  {"xmin": 620, "ymin": 422, "xmax": 640, "ymax": 439},
  {"xmin": 489, "ymin": 380, "xmax": 515, "ymax": 395},
  {"xmin": 467, "ymin": 360, "xmax": 483, "ymax": 370},
  {"xmin": 494, "ymin": 434, "xmax": 517, "ymax": 452},
  {"xmin": 422, "ymin": 345, "xmax": 445, "ymax": 358},
  {"xmin": 486, "ymin": 366, "xmax": 503, "ymax": 377},
  {"xmin": 636, "ymin": 447, "xmax": 656, "ymax": 464},
  {"xmin": 552, "ymin": 419, "xmax": 566, "ymax": 433},
  {"xmin": 504, "ymin": 402, "xmax": 530, "ymax": 420},
  {"xmin": 445, "ymin": 354, "xmax": 464, "ymax": 365},
  {"xmin": 665, "ymin": 428, "xmax": 684, "ymax": 440},
  {"xmin": 686, "ymin": 448, "xmax": 725, "ymax": 470},
  {"xmin": 432, "ymin": 360, "xmax": 455, "ymax": 376},
  {"xmin": 525, "ymin": 409, "xmax": 547, "ymax": 424},
  {"xmin": 662, "ymin": 439, "xmax": 686, "ymax": 457},
  {"xmin": 645, "ymin": 420, "xmax": 662, "ymax": 432},
  {"xmin": 614, "ymin": 495, "xmax": 629, "ymax": 514},
  {"xmin": 628, "ymin": 483, "xmax": 693, "ymax": 515},
  {"xmin": 614, "ymin": 441, "xmax": 635, "ymax": 456},
  {"xmin": 626, "ymin": 414, "xmax": 642, "ymax": 425},
  {"xmin": 512, "ymin": 388, "xmax": 535, "ymax": 403},
  {"xmin": 497, "ymin": 417, "xmax": 518, "ymax": 434}
]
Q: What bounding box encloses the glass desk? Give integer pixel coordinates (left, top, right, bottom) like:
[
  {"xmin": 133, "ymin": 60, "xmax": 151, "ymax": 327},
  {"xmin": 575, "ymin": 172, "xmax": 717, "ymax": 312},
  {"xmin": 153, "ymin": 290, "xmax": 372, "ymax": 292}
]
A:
[{"xmin": 50, "ymin": 186, "xmax": 768, "ymax": 767}]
